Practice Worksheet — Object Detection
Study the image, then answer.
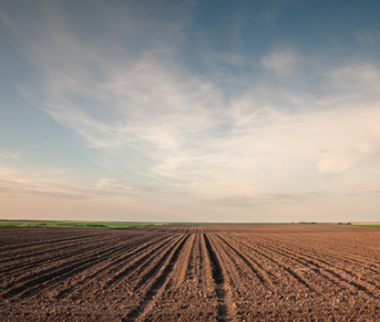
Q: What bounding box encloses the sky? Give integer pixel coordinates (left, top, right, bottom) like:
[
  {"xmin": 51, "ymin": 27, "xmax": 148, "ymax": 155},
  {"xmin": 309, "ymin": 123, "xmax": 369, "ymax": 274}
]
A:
[{"xmin": 1, "ymin": 0, "xmax": 380, "ymax": 222}]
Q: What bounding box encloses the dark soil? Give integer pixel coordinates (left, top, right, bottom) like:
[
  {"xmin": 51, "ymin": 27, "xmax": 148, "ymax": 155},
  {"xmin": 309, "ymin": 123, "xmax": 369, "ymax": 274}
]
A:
[{"xmin": 1, "ymin": 225, "xmax": 380, "ymax": 321}]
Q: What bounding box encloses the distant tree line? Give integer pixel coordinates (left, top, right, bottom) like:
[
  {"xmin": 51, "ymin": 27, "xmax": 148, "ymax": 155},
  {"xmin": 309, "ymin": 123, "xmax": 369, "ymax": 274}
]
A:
[{"xmin": 299, "ymin": 222, "xmax": 318, "ymax": 224}]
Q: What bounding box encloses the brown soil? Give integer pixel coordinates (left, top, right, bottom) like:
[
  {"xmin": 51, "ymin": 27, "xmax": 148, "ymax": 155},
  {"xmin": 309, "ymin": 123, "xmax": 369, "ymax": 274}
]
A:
[{"xmin": 1, "ymin": 225, "xmax": 380, "ymax": 321}]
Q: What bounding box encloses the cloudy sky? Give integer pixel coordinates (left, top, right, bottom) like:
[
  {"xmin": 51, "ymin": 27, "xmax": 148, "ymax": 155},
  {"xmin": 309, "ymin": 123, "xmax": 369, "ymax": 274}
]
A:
[{"xmin": 1, "ymin": 0, "xmax": 380, "ymax": 222}]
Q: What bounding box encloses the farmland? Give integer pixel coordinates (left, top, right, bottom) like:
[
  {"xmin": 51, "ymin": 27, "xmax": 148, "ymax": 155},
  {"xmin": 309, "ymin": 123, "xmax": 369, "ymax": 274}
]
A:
[
  {"xmin": 0, "ymin": 220, "xmax": 170, "ymax": 229},
  {"xmin": 1, "ymin": 225, "xmax": 380, "ymax": 321}
]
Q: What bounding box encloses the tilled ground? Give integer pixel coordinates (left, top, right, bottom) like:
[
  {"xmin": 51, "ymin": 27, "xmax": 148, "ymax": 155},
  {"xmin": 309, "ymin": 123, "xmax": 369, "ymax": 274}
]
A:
[{"xmin": 1, "ymin": 225, "xmax": 380, "ymax": 321}]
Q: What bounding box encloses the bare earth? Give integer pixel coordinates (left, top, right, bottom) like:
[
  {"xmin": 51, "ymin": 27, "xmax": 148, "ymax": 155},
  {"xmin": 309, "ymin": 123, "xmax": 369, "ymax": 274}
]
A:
[{"xmin": 1, "ymin": 225, "xmax": 380, "ymax": 321}]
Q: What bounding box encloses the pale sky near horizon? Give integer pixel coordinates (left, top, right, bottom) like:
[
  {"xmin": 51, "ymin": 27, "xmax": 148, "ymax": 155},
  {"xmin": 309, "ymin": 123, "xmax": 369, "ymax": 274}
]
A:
[{"xmin": 1, "ymin": 0, "xmax": 380, "ymax": 222}]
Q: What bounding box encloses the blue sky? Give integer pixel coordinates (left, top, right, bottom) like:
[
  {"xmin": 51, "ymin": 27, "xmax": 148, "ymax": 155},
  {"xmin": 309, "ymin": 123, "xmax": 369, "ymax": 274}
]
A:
[{"xmin": 1, "ymin": 0, "xmax": 380, "ymax": 222}]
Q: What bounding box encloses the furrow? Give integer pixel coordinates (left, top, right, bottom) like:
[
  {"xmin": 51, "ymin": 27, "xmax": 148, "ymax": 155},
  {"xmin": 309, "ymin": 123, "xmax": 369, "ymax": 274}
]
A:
[
  {"xmin": 122, "ymin": 234, "xmax": 190, "ymax": 322},
  {"xmin": 249, "ymin": 237, "xmax": 356, "ymax": 295},
  {"xmin": 0, "ymin": 234, "xmax": 130, "ymax": 277},
  {"xmin": 0, "ymin": 233, "xmax": 106, "ymax": 254},
  {"xmin": 172, "ymin": 233, "xmax": 196, "ymax": 289},
  {"xmin": 2, "ymin": 237, "xmax": 150, "ymax": 300},
  {"xmin": 263, "ymin": 235, "xmax": 380, "ymax": 273},
  {"xmin": 56, "ymin": 234, "xmax": 171, "ymax": 299},
  {"xmin": 197, "ymin": 233, "xmax": 206, "ymax": 285},
  {"xmin": 303, "ymin": 241, "xmax": 380, "ymax": 273},
  {"xmin": 253, "ymin": 237, "xmax": 379, "ymax": 299},
  {"xmin": 183, "ymin": 233, "xmax": 198, "ymax": 282},
  {"xmin": 0, "ymin": 242, "xmax": 108, "ymax": 278},
  {"xmin": 2, "ymin": 237, "xmax": 137, "ymax": 290},
  {"xmin": 203, "ymin": 233, "xmax": 233, "ymax": 322},
  {"xmin": 231, "ymin": 235, "xmax": 316, "ymax": 293},
  {"xmin": 289, "ymin": 234, "xmax": 380, "ymax": 261},
  {"xmin": 272, "ymin": 233, "xmax": 380, "ymax": 268},
  {"xmin": 217, "ymin": 234, "xmax": 273, "ymax": 289},
  {"xmin": 131, "ymin": 236, "xmax": 186, "ymax": 293},
  {"xmin": 0, "ymin": 234, "xmax": 121, "ymax": 263},
  {"xmin": 104, "ymin": 235, "xmax": 178, "ymax": 290}
]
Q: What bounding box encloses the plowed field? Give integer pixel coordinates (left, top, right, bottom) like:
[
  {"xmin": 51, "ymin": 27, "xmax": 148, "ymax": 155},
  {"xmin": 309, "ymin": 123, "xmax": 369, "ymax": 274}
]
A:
[{"xmin": 2, "ymin": 225, "xmax": 380, "ymax": 321}]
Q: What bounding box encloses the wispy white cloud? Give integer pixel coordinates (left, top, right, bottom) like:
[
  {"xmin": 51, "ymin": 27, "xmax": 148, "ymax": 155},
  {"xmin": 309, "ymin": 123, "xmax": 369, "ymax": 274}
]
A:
[
  {"xmin": 95, "ymin": 178, "xmax": 131, "ymax": 190},
  {"xmin": 16, "ymin": 19, "xmax": 380, "ymax": 201},
  {"xmin": 0, "ymin": 165, "xmax": 21, "ymax": 176},
  {"xmin": 356, "ymin": 29, "xmax": 380, "ymax": 46},
  {"xmin": 262, "ymin": 49, "xmax": 299, "ymax": 77},
  {"xmin": 0, "ymin": 164, "xmax": 153, "ymax": 200},
  {"xmin": 0, "ymin": 150, "xmax": 19, "ymax": 159},
  {"xmin": 2, "ymin": 0, "xmax": 380, "ymax": 221}
]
